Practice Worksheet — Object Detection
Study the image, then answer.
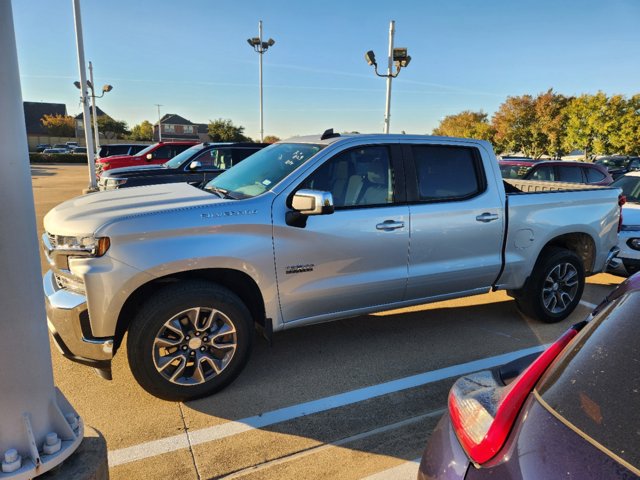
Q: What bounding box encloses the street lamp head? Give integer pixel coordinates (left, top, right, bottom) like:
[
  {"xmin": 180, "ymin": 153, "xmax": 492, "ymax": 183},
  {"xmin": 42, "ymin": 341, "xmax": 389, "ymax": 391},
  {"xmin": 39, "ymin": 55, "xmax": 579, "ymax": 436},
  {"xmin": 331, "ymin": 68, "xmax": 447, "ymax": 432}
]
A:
[
  {"xmin": 267, "ymin": 38, "xmax": 275, "ymax": 47},
  {"xmin": 246, "ymin": 38, "xmax": 254, "ymax": 46},
  {"xmin": 86, "ymin": 80, "xmax": 93, "ymax": 90},
  {"xmin": 102, "ymin": 84, "xmax": 113, "ymax": 93},
  {"xmin": 364, "ymin": 50, "xmax": 377, "ymax": 66},
  {"xmin": 73, "ymin": 81, "xmax": 81, "ymax": 89},
  {"xmin": 392, "ymin": 47, "xmax": 411, "ymax": 68}
]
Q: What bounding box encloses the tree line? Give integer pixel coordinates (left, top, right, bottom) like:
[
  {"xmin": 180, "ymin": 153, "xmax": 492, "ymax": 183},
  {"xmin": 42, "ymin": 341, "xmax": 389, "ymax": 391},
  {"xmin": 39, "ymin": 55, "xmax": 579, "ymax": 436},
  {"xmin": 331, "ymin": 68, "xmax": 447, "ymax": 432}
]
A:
[
  {"xmin": 432, "ymin": 90, "xmax": 640, "ymax": 160},
  {"xmin": 39, "ymin": 115, "xmax": 280, "ymax": 144}
]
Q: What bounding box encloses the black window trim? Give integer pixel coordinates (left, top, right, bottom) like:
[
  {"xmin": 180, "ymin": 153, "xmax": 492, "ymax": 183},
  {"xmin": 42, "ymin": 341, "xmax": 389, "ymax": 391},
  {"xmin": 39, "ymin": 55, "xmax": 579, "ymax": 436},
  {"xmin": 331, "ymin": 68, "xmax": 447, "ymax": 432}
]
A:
[{"xmin": 403, "ymin": 143, "xmax": 488, "ymax": 204}]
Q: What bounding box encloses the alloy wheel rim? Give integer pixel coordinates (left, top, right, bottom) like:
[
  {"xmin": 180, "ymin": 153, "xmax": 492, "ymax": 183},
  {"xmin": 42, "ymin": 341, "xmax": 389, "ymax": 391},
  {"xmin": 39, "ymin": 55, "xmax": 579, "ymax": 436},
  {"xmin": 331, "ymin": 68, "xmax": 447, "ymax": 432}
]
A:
[
  {"xmin": 152, "ymin": 307, "xmax": 237, "ymax": 386},
  {"xmin": 542, "ymin": 262, "xmax": 579, "ymax": 314}
]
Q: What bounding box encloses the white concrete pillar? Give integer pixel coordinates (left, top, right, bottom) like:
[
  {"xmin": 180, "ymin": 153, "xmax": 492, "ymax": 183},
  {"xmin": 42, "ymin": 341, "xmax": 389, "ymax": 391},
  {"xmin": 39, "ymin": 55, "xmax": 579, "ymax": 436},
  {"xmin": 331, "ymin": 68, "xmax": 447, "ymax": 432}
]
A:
[{"xmin": 0, "ymin": 1, "xmax": 84, "ymax": 477}]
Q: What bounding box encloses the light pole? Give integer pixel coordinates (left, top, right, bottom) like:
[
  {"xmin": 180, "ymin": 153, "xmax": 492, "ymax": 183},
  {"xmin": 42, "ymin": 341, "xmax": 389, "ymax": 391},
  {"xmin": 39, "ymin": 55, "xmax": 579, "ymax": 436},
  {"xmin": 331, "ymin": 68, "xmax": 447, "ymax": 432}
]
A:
[
  {"xmin": 0, "ymin": 0, "xmax": 85, "ymax": 476},
  {"xmin": 72, "ymin": 0, "xmax": 97, "ymax": 190},
  {"xmin": 155, "ymin": 104, "xmax": 163, "ymax": 142},
  {"xmin": 247, "ymin": 20, "xmax": 275, "ymax": 143},
  {"xmin": 364, "ymin": 21, "xmax": 411, "ymax": 134},
  {"xmin": 73, "ymin": 72, "xmax": 113, "ymax": 158}
]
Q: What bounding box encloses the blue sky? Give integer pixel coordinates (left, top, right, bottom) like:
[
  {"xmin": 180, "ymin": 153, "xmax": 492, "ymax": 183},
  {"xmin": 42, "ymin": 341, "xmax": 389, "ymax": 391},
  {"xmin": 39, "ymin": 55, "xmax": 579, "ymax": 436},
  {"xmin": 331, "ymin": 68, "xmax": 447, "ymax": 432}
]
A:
[{"xmin": 12, "ymin": 0, "xmax": 640, "ymax": 139}]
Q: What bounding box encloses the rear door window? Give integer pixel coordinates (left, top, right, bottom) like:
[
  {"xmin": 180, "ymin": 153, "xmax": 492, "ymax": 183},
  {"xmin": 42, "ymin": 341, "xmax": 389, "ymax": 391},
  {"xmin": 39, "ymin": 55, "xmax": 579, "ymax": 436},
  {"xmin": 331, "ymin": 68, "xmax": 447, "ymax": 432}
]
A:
[
  {"xmin": 558, "ymin": 165, "xmax": 584, "ymax": 183},
  {"xmin": 411, "ymin": 145, "xmax": 484, "ymax": 202},
  {"xmin": 537, "ymin": 292, "xmax": 640, "ymax": 473},
  {"xmin": 529, "ymin": 165, "xmax": 556, "ymax": 181},
  {"xmin": 585, "ymin": 168, "xmax": 606, "ymax": 183}
]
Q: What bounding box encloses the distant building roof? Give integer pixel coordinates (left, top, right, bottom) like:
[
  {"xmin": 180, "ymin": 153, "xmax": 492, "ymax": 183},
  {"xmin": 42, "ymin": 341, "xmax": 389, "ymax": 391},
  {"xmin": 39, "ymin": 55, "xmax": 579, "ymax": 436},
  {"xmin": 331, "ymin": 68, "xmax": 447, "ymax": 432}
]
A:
[
  {"xmin": 157, "ymin": 114, "xmax": 194, "ymax": 126},
  {"xmin": 23, "ymin": 101, "xmax": 67, "ymax": 135},
  {"xmin": 75, "ymin": 106, "xmax": 108, "ymax": 120}
]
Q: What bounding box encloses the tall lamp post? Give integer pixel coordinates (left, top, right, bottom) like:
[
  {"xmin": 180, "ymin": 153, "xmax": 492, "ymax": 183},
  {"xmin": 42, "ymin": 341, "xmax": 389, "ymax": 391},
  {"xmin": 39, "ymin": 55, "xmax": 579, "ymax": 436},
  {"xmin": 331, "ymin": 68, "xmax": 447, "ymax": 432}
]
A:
[
  {"xmin": 364, "ymin": 20, "xmax": 411, "ymax": 134},
  {"xmin": 155, "ymin": 104, "xmax": 163, "ymax": 142},
  {"xmin": 73, "ymin": 74, "xmax": 113, "ymax": 158},
  {"xmin": 247, "ymin": 20, "xmax": 275, "ymax": 143}
]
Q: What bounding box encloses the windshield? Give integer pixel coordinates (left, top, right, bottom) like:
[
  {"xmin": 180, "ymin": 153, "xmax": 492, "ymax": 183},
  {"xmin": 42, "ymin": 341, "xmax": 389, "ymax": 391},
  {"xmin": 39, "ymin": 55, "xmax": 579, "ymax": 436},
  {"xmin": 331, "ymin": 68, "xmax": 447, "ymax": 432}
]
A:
[
  {"xmin": 597, "ymin": 157, "xmax": 625, "ymax": 168},
  {"xmin": 135, "ymin": 144, "xmax": 158, "ymax": 157},
  {"xmin": 612, "ymin": 175, "xmax": 640, "ymax": 203},
  {"xmin": 204, "ymin": 143, "xmax": 323, "ymax": 198},
  {"xmin": 164, "ymin": 144, "xmax": 206, "ymax": 168}
]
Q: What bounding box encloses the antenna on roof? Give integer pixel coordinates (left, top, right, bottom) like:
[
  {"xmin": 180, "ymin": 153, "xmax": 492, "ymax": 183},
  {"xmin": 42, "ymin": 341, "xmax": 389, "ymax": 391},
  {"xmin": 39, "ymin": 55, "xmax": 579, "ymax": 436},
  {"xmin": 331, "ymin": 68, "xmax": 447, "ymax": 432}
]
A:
[{"xmin": 320, "ymin": 128, "xmax": 340, "ymax": 140}]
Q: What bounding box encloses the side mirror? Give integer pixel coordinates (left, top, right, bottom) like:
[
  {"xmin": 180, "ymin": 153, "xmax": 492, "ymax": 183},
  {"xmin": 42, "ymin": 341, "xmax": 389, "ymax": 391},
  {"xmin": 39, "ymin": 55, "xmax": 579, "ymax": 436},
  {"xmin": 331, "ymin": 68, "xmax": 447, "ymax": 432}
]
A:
[
  {"xmin": 291, "ymin": 189, "xmax": 334, "ymax": 215},
  {"xmin": 146, "ymin": 153, "xmax": 153, "ymax": 161},
  {"xmin": 286, "ymin": 190, "xmax": 334, "ymax": 228},
  {"xmin": 189, "ymin": 161, "xmax": 202, "ymax": 170}
]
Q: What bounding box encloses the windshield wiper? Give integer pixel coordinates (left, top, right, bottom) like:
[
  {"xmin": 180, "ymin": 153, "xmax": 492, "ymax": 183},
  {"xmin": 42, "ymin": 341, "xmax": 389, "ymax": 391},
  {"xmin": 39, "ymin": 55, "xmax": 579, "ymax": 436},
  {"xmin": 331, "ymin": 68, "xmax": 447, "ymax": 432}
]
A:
[{"xmin": 205, "ymin": 186, "xmax": 235, "ymax": 199}]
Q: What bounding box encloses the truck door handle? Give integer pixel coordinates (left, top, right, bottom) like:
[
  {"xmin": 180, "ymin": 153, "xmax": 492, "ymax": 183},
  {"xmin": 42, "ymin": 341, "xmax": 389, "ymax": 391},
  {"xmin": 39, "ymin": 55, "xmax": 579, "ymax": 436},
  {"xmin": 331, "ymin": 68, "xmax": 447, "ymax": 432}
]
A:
[
  {"xmin": 476, "ymin": 213, "xmax": 499, "ymax": 223},
  {"xmin": 376, "ymin": 220, "xmax": 405, "ymax": 231}
]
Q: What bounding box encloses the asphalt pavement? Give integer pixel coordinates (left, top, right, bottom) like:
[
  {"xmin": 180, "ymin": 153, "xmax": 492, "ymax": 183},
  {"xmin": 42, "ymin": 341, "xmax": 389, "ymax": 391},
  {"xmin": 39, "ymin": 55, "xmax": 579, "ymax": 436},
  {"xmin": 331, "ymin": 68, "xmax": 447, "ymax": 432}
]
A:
[{"xmin": 31, "ymin": 164, "xmax": 624, "ymax": 479}]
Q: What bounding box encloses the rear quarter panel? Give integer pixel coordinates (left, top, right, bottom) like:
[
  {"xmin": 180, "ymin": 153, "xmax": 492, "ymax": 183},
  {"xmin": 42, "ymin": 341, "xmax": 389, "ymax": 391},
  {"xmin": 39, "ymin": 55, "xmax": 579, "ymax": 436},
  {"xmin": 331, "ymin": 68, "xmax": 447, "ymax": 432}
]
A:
[{"xmin": 497, "ymin": 187, "xmax": 621, "ymax": 290}]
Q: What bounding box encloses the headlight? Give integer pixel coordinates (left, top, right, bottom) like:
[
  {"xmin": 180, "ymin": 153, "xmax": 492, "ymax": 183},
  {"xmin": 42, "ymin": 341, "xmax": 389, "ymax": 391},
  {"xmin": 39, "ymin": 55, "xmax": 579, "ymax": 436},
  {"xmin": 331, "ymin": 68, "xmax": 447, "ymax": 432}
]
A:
[
  {"xmin": 106, "ymin": 178, "xmax": 128, "ymax": 189},
  {"xmin": 56, "ymin": 235, "xmax": 111, "ymax": 256},
  {"xmin": 45, "ymin": 234, "xmax": 111, "ymax": 270}
]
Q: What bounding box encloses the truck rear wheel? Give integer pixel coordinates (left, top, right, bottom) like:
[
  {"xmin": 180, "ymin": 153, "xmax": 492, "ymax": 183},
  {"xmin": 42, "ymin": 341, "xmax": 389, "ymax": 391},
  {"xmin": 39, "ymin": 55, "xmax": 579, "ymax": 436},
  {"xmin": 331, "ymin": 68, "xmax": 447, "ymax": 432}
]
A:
[
  {"xmin": 127, "ymin": 281, "xmax": 254, "ymax": 401},
  {"xmin": 515, "ymin": 247, "xmax": 585, "ymax": 323}
]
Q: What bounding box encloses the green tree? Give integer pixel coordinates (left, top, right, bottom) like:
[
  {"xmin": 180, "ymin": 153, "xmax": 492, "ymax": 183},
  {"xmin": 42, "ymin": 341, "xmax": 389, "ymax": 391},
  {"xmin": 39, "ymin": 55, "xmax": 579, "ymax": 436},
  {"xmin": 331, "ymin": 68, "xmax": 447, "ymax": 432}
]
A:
[
  {"xmin": 432, "ymin": 111, "xmax": 495, "ymax": 142},
  {"xmin": 491, "ymin": 95, "xmax": 541, "ymax": 158},
  {"xmin": 97, "ymin": 116, "xmax": 129, "ymax": 139},
  {"xmin": 262, "ymin": 135, "xmax": 280, "ymax": 144},
  {"xmin": 610, "ymin": 94, "xmax": 640, "ymax": 155},
  {"xmin": 41, "ymin": 114, "xmax": 75, "ymax": 137},
  {"xmin": 129, "ymin": 120, "xmax": 154, "ymax": 141},
  {"xmin": 207, "ymin": 118, "xmax": 250, "ymax": 142},
  {"xmin": 532, "ymin": 89, "xmax": 571, "ymax": 158},
  {"xmin": 563, "ymin": 92, "xmax": 611, "ymax": 160}
]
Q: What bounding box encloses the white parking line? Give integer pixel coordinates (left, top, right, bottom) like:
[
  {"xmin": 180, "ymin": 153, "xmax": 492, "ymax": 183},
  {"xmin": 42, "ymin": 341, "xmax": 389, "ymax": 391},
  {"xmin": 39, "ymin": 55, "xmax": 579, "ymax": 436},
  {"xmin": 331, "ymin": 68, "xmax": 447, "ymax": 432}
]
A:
[
  {"xmin": 579, "ymin": 300, "xmax": 598, "ymax": 310},
  {"xmin": 361, "ymin": 458, "xmax": 422, "ymax": 480},
  {"xmin": 220, "ymin": 409, "xmax": 445, "ymax": 479},
  {"xmin": 108, "ymin": 344, "xmax": 547, "ymax": 467}
]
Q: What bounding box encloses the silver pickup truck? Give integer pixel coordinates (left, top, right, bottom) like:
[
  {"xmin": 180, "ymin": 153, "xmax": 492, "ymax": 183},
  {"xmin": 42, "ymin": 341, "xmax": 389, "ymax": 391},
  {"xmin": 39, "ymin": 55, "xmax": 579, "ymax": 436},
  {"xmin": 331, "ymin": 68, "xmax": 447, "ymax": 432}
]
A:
[{"xmin": 42, "ymin": 132, "xmax": 622, "ymax": 400}]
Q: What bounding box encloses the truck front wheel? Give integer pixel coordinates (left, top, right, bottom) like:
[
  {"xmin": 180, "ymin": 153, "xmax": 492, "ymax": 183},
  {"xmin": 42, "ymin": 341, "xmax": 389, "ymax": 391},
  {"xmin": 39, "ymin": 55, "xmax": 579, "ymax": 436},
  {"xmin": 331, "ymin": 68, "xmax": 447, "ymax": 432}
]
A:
[
  {"xmin": 515, "ymin": 247, "xmax": 585, "ymax": 323},
  {"xmin": 127, "ymin": 281, "xmax": 254, "ymax": 401}
]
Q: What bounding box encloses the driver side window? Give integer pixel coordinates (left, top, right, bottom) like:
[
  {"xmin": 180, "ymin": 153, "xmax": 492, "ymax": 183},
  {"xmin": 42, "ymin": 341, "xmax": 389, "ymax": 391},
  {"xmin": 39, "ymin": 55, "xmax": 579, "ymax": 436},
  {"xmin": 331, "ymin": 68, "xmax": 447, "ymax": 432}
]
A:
[{"xmin": 300, "ymin": 146, "xmax": 394, "ymax": 208}]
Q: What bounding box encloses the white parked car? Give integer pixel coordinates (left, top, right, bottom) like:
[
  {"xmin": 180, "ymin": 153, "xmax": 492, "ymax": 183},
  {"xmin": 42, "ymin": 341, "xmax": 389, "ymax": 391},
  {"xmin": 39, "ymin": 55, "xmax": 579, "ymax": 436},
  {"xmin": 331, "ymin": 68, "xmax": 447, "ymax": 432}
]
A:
[{"xmin": 609, "ymin": 171, "xmax": 640, "ymax": 275}]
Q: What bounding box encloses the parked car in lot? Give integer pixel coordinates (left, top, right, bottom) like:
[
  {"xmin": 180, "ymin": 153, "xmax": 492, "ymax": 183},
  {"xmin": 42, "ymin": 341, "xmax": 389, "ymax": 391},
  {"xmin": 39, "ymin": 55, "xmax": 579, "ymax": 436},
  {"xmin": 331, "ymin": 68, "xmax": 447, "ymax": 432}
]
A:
[
  {"xmin": 497, "ymin": 158, "xmax": 540, "ymax": 179},
  {"xmin": 418, "ymin": 272, "xmax": 640, "ymax": 480},
  {"xmin": 608, "ymin": 172, "xmax": 640, "ymax": 276},
  {"xmin": 42, "ymin": 148, "xmax": 68, "ymax": 154},
  {"xmin": 595, "ymin": 155, "xmax": 640, "ymax": 180},
  {"xmin": 499, "ymin": 159, "xmax": 613, "ymax": 186},
  {"xmin": 96, "ymin": 141, "xmax": 196, "ymax": 175},
  {"xmin": 98, "ymin": 142, "xmax": 267, "ymax": 191},
  {"xmin": 98, "ymin": 143, "xmax": 150, "ymax": 159},
  {"xmin": 43, "ymin": 132, "xmax": 622, "ymax": 400},
  {"xmin": 70, "ymin": 146, "xmax": 87, "ymax": 154},
  {"xmin": 35, "ymin": 143, "xmax": 51, "ymax": 152}
]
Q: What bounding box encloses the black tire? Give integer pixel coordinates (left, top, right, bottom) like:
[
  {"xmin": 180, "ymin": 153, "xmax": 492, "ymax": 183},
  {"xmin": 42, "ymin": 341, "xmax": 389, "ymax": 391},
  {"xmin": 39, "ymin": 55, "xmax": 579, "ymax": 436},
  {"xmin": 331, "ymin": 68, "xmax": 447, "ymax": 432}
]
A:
[
  {"xmin": 127, "ymin": 280, "xmax": 254, "ymax": 401},
  {"xmin": 514, "ymin": 247, "xmax": 585, "ymax": 323}
]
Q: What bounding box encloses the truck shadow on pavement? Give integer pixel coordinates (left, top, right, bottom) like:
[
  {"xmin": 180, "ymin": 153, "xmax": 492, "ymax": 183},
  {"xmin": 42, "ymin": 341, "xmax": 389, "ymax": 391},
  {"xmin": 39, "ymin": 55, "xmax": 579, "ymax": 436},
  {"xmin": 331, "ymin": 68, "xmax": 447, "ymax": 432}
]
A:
[{"xmin": 176, "ymin": 296, "xmax": 585, "ymax": 474}]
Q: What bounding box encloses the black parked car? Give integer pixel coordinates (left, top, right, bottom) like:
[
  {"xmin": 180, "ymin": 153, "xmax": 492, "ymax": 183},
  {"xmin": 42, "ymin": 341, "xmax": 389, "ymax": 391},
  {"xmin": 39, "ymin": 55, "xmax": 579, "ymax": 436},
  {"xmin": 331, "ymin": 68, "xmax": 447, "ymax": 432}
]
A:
[
  {"xmin": 98, "ymin": 142, "xmax": 267, "ymax": 191},
  {"xmin": 98, "ymin": 143, "xmax": 150, "ymax": 159},
  {"xmin": 595, "ymin": 155, "xmax": 640, "ymax": 180}
]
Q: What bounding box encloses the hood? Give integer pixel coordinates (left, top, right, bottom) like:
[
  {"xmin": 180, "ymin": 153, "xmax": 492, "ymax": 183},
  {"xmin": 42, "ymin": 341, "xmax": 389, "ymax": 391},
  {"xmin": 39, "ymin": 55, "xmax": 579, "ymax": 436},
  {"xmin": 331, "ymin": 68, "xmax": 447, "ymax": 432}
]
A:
[
  {"xmin": 101, "ymin": 164, "xmax": 165, "ymax": 177},
  {"xmin": 622, "ymin": 202, "xmax": 640, "ymax": 227},
  {"xmin": 44, "ymin": 183, "xmax": 224, "ymax": 236},
  {"xmin": 97, "ymin": 154, "xmax": 136, "ymax": 164}
]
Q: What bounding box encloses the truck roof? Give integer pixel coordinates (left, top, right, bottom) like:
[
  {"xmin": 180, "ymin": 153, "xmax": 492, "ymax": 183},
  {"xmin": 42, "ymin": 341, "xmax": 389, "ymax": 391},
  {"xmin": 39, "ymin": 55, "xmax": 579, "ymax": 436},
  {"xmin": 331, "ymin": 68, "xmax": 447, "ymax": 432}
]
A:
[{"xmin": 282, "ymin": 132, "xmax": 491, "ymax": 147}]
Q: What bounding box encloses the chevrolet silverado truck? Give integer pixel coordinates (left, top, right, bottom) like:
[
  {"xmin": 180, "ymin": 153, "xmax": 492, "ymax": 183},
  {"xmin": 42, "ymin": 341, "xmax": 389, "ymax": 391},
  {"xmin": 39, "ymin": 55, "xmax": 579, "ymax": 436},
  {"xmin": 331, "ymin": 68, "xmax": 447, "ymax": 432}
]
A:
[{"xmin": 42, "ymin": 132, "xmax": 622, "ymax": 401}]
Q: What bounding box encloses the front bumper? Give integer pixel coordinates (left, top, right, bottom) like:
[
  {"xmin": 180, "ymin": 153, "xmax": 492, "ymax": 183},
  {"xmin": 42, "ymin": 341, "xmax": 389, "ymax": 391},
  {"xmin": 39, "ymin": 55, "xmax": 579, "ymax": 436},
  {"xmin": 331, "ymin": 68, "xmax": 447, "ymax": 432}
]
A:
[{"xmin": 44, "ymin": 270, "xmax": 113, "ymax": 369}]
